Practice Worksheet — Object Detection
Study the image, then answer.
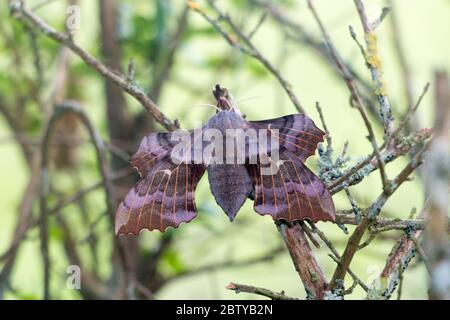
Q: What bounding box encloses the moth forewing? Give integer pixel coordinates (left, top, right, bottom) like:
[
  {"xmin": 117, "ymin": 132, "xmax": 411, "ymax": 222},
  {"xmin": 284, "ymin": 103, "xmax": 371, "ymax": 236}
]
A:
[{"xmin": 170, "ymin": 129, "xmax": 192, "ymax": 165}]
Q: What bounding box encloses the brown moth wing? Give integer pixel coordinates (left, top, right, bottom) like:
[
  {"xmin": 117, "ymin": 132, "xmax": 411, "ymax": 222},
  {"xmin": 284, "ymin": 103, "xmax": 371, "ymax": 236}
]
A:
[
  {"xmin": 249, "ymin": 114, "xmax": 325, "ymax": 162},
  {"xmin": 247, "ymin": 152, "xmax": 335, "ymax": 223},
  {"xmin": 129, "ymin": 132, "xmax": 179, "ymax": 177},
  {"xmin": 115, "ymin": 131, "xmax": 206, "ymax": 235},
  {"xmin": 115, "ymin": 161, "xmax": 206, "ymax": 234},
  {"xmin": 246, "ymin": 114, "xmax": 335, "ymax": 223}
]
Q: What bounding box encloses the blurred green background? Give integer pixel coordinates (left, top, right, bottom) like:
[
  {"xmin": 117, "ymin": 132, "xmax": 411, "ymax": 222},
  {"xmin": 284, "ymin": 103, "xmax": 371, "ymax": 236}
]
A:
[{"xmin": 0, "ymin": 0, "xmax": 448, "ymax": 299}]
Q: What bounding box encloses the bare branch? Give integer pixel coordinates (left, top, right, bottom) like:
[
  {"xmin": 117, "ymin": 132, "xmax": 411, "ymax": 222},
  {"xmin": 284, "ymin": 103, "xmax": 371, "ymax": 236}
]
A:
[
  {"xmin": 226, "ymin": 282, "xmax": 298, "ymax": 300},
  {"xmin": 167, "ymin": 246, "xmax": 284, "ymax": 282},
  {"xmin": 394, "ymin": 83, "xmax": 430, "ymax": 136},
  {"xmin": 9, "ymin": 0, "xmax": 178, "ymax": 131},
  {"xmin": 38, "ymin": 101, "xmax": 116, "ymax": 299},
  {"xmin": 353, "ymin": 0, "xmax": 395, "ymax": 143},
  {"xmin": 307, "ymin": 0, "xmax": 389, "ymax": 192},
  {"xmin": 330, "ymin": 141, "xmax": 430, "ymax": 291},
  {"xmin": 189, "ymin": 0, "xmax": 305, "ymax": 113},
  {"xmin": 277, "ymin": 222, "xmax": 328, "ymax": 299},
  {"xmin": 371, "ymin": 6, "xmax": 390, "ymax": 30}
]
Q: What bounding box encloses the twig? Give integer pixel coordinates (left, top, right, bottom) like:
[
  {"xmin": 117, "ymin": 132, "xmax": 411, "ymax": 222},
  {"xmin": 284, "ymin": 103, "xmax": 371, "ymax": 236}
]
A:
[
  {"xmin": 371, "ymin": 6, "xmax": 390, "ymax": 30},
  {"xmin": 330, "ymin": 141, "xmax": 429, "ymax": 291},
  {"xmin": 408, "ymin": 234, "xmax": 432, "ymax": 274},
  {"xmin": 307, "ymin": 0, "xmax": 389, "ymax": 192},
  {"xmin": 0, "ymin": 96, "xmax": 35, "ymax": 164},
  {"xmin": 298, "ymin": 222, "xmax": 321, "ymax": 249},
  {"xmin": 353, "ymin": 0, "xmax": 395, "ymax": 143},
  {"xmin": 327, "ymin": 254, "xmax": 367, "ymax": 294},
  {"xmin": 277, "ymin": 222, "xmax": 328, "ymax": 299},
  {"xmin": 38, "ymin": 101, "xmax": 116, "ymax": 299},
  {"xmin": 3, "ymin": 167, "xmax": 131, "ymax": 248},
  {"xmin": 390, "ymin": 2, "xmax": 414, "ymax": 117},
  {"xmin": 168, "ymin": 246, "xmax": 284, "ymax": 282},
  {"xmin": 226, "ymin": 282, "xmax": 298, "ymax": 300},
  {"xmin": 395, "ymin": 83, "xmax": 430, "ymax": 136},
  {"xmin": 189, "ymin": 0, "xmax": 305, "ymax": 113},
  {"xmin": 329, "ymin": 128, "xmax": 431, "ymax": 193},
  {"xmin": 315, "ymin": 101, "xmax": 332, "ymax": 148},
  {"xmin": 308, "ymin": 222, "xmax": 369, "ymax": 293},
  {"xmin": 56, "ymin": 213, "xmax": 110, "ymax": 299},
  {"xmin": 0, "ymin": 156, "xmax": 40, "ymax": 295},
  {"xmin": 48, "ymin": 168, "xmax": 130, "ymax": 216},
  {"xmin": 150, "ymin": 5, "xmax": 190, "ymax": 101},
  {"xmin": 357, "ymin": 231, "xmax": 377, "ymax": 250},
  {"xmin": 9, "ymin": 0, "xmax": 178, "ymax": 131},
  {"xmin": 344, "ymin": 188, "xmax": 362, "ymax": 223},
  {"xmin": 247, "ymin": 11, "xmax": 267, "ymax": 39},
  {"xmin": 134, "ymin": 281, "xmax": 155, "ymax": 300},
  {"xmin": 342, "ymin": 278, "xmax": 359, "ymax": 296},
  {"xmin": 335, "ymin": 210, "xmax": 447, "ymax": 232},
  {"xmin": 250, "ymin": 0, "xmax": 375, "ymax": 110}
]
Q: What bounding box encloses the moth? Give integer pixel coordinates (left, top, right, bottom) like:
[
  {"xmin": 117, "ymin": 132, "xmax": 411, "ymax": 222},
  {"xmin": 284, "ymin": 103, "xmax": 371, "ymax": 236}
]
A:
[{"xmin": 115, "ymin": 85, "xmax": 335, "ymax": 235}]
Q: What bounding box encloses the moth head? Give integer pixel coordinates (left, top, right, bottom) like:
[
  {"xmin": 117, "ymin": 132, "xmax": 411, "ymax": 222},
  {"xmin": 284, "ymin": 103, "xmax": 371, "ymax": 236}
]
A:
[{"xmin": 212, "ymin": 84, "xmax": 243, "ymax": 116}]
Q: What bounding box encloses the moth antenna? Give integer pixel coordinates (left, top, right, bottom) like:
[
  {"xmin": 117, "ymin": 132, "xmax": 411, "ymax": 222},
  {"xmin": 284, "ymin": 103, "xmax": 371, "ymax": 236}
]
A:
[
  {"xmin": 194, "ymin": 103, "xmax": 221, "ymax": 112},
  {"xmin": 235, "ymin": 95, "xmax": 263, "ymax": 105},
  {"xmin": 226, "ymin": 92, "xmax": 240, "ymax": 112},
  {"xmin": 231, "ymin": 95, "xmax": 264, "ymax": 111}
]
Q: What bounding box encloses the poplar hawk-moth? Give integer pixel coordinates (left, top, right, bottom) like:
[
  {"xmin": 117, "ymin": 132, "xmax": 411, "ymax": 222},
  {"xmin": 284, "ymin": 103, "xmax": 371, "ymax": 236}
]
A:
[{"xmin": 115, "ymin": 85, "xmax": 335, "ymax": 235}]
